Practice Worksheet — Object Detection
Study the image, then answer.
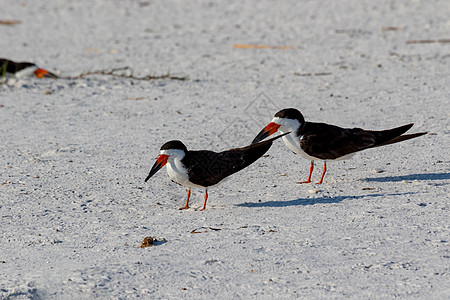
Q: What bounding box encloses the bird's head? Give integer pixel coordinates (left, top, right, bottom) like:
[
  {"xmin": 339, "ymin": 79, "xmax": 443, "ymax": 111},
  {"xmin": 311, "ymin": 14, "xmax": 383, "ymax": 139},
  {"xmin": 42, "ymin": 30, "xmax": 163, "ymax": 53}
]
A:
[
  {"xmin": 145, "ymin": 140, "xmax": 187, "ymax": 182},
  {"xmin": 252, "ymin": 108, "xmax": 305, "ymax": 144}
]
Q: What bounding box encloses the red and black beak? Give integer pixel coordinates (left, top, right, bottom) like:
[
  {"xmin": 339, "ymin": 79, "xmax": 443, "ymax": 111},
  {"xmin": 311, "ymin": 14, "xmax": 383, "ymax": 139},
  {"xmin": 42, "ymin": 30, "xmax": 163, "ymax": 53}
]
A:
[
  {"xmin": 34, "ymin": 68, "xmax": 58, "ymax": 79},
  {"xmin": 252, "ymin": 122, "xmax": 281, "ymax": 144},
  {"xmin": 145, "ymin": 154, "xmax": 169, "ymax": 182}
]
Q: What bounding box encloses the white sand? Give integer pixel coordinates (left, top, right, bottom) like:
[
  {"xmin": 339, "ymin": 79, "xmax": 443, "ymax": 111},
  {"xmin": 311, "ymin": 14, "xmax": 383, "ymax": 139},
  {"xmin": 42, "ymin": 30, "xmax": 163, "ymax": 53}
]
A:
[{"xmin": 1, "ymin": 0, "xmax": 449, "ymax": 298}]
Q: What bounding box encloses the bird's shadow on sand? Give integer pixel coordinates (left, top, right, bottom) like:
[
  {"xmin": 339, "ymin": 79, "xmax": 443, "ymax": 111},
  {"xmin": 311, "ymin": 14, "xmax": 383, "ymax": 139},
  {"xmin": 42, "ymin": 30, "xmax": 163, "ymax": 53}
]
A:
[
  {"xmin": 237, "ymin": 193, "xmax": 406, "ymax": 208},
  {"xmin": 365, "ymin": 172, "xmax": 450, "ymax": 182}
]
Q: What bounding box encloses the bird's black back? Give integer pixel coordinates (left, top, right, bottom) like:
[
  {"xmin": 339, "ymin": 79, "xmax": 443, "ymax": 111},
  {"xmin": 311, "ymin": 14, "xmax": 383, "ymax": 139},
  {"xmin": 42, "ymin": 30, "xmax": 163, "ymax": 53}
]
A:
[
  {"xmin": 0, "ymin": 59, "xmax": 34, "ymax": 73},
  {"xmin": 299, "ymin": 122, "xmax": 422, "ymax": 160},
  {"xmin": 183, "ymin": 133, "xmax": 287, "ymax": 187}
]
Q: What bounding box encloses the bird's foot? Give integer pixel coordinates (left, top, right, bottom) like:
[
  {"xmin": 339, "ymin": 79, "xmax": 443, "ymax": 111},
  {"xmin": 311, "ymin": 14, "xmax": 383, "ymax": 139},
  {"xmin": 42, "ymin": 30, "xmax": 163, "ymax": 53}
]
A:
[
  {"xmin": 178, "ymin": 205, "xmax": 190, "ymax": 210},
  {"xmin": 297, "ymin": 180, "xmax": 311, "ymax": 184}
]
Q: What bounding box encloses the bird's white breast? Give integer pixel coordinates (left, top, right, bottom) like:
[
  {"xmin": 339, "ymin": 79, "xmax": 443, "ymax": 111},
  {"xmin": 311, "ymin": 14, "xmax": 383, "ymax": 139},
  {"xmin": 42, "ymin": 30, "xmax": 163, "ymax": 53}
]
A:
[
  {"xmin": 166, "ymin": 158, "xmax": 205, "ymax": 188},
  {"xmin": 281, "ymin": 132, "xmax": 319, "ymax": 161}
]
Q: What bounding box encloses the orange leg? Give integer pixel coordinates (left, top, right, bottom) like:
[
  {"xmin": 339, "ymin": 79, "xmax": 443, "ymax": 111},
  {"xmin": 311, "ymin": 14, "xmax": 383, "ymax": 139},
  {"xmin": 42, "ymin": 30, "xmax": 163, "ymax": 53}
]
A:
[
  {"xmin": 200, "ymin": 189, "xmax": 208, "ymax": 211},
  {"xmin": 298, "ymin": 161, "xmax": 314, "ymax": 184},
  {"xmin": 316, "ymin": 162, "xmax": 327, "ymax": 184},
  {"xmin": 179, "ymin": 188, "xmax": 191, "ymax": 210}
]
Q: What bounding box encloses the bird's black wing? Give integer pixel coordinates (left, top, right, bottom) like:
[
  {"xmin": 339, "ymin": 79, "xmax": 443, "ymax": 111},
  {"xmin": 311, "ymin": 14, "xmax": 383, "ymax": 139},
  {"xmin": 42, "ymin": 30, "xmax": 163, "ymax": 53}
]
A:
[
  {"xmin": 0, "ymin": 59, "xmax": 34, "ymax": 73},
  {"xmin": 300, "ymin": 122, "xmax": 376, "ymax": 160},
  {"xmin": 300, "ymin": 122, "xmax": 424, "ymax": 160},
  {"xmin": 183, "ymin": 150, "xmax": 235, "ymax": 187},
  {"xmin": 185, "ymin": 133, "xmax": 287, "ymax": 186}
]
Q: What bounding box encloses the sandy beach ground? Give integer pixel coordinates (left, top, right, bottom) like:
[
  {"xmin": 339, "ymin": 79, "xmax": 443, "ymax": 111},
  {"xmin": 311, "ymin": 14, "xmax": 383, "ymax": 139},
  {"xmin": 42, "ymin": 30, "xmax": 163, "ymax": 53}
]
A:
[{"xmin": 1, "ymin": 1, "xmax": 449, "ymax": 298}]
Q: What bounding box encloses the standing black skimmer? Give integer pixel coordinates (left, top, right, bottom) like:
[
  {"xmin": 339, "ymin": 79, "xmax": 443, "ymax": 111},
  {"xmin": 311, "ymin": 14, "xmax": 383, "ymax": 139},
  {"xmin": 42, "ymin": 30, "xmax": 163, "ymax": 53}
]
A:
[
  {"xmin": 0, "ymin": 58, "xmax": 57, "ymax": 78},
  {"xmin": 252, "ymin": 108, "xmax": 427, "ymax": 184},
  {"xmin": 145, "ymin": 133, "xmax": 288, "ymax": 210}
]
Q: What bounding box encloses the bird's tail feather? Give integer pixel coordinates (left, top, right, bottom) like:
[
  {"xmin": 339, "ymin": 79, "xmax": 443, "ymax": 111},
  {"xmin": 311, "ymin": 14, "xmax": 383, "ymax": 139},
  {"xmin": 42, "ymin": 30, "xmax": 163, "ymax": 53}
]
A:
[
  {"xmin": 238, "ymin": 132, "xmax": 290, "ymax": 152},
  {"xmin": 368, "ymin": 123, "xmax": 427, "ymax": 148},
  {"xmin": 374, "ymin": 131, "xmax": 427, "ymax": 147}
]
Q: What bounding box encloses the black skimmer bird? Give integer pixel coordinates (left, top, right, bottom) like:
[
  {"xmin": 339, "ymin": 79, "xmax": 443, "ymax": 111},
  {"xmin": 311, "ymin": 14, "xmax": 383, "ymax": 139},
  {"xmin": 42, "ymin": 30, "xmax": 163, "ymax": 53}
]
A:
[
  {"xmin": 0, "ymin": 58, "xmax": 57, "ymax": 78},
  {"xmin": 252, "ymin": 108, "xmax": 427, "ymax": 184},
  {"xmin": 145, "ymin": 133, "xmax": 288, "ymax": 210}
]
